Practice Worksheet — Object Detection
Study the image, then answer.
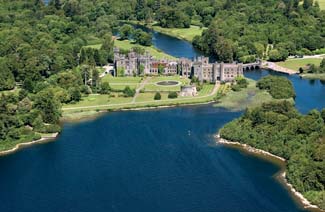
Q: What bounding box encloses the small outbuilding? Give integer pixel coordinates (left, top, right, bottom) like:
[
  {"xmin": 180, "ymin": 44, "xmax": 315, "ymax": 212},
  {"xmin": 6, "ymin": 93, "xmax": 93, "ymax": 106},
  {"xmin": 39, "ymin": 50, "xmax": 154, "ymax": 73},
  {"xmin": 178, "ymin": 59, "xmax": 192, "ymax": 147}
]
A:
[{"xmin": 180, "ymin": 85, "xmax": 197, "ymax": 97}]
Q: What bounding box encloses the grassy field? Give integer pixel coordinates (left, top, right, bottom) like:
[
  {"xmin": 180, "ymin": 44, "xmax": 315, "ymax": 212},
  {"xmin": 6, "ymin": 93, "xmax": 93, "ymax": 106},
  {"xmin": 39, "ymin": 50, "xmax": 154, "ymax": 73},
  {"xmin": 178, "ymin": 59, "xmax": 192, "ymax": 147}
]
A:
[
  {"xmin": 277, "ymin": 58, "xmax": 322, "ymax": 71},
  {"xmin": 214, "ymin": 79, "xmax": 275, "ymax": 111},
  {"xmin": 87, "ymin": 40, "xmax": 175, "ymax": 59},
  {"xmin": 319, "ymin": 0, "xmax": 325, "ymax": 10},
  {"xmin": 101, "ymin": 75, "xmax": 143, "ymax": 90},
  {"xmin": 136, "ymin": 84, "xmax": 214, "ymax": 102},
  {"xmin": 276, "ymin": 58, "xmax": 322, "ymax": 71},
  {"xmin": 151, "ymin": 25, "xmax": 205, "ymax": 42},
  {"xmin": 63, "ymin": 94, "xmax": 133, "ymax": 109}
]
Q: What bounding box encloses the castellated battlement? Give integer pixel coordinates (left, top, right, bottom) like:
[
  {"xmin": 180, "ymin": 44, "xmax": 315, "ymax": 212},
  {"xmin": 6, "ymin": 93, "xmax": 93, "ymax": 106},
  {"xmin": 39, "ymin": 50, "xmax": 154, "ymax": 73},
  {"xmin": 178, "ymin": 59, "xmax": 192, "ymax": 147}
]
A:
[{"xmin": 114, "ymin": 47, "xmax": 244, "ymax": 82}]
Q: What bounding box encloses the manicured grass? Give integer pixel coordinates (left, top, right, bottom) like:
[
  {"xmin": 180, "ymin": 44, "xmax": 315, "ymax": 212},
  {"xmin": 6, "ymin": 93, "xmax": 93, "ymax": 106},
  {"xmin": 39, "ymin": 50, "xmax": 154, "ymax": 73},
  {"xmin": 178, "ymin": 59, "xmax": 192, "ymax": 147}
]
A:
[
  {"xmin": 197, "ymin": 84, "xmax": 215, "ymax": 96},
  {"xmin": 144, "ymin": 76, "xmax": 190, "ymax": 92},
  {"xmin": 87, "ymin": 40, "xmax": 175, "ymax": 60},
  {"xmin": 135, "ymin": 92, "xmax": 169, "ymax": 102},
  {"xmin": 214, "ymin": 79, "xmax": 275, "ymax": 111},
  {"xmin": 151, "ymin": 25, "xmax": 205, "ymax": 42},
  {"xmin": 276, "ymin": 58, "xmax": 322, "ymax": 71},
  {"xmin": 102, "ymin": 75, "xmax": 142, "ymax": 83},
  {"xmin": 101, "ymin": 75, "xmax": 142, "ymax": 90},
  {"xmin": 63, "ymin": 94, "xmax": 133, "ymax": 108}
]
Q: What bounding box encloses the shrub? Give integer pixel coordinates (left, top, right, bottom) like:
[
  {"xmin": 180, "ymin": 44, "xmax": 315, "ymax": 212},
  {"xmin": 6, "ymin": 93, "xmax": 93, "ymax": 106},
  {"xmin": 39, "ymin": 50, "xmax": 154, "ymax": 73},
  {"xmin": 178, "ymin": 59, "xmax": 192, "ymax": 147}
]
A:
[
  {"xmin": 99, "ymin": 82, "xmax": 111, "ymax": 94},
  {"xmin": 168, "ymin": 91, "xmax": 178, "ymax": 99},
  {"xmin": 154, "ymin": 92, "xmax": 161, "ymax": 100},
  {"xmin": 123, "ymin": 86, "xmax": 136, "ymax": 97}
]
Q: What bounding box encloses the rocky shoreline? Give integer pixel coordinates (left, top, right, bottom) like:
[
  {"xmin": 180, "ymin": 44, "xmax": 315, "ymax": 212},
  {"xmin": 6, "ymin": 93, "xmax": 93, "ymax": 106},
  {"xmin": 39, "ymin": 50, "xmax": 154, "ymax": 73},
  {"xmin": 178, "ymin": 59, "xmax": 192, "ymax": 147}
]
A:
[
  {"xmin": 215, "ymin": 134, "xmax": 323, "ymax": 212},
  {"xmin": 0, "ymin": 133, "xmax": 59, "ymax": 157}
]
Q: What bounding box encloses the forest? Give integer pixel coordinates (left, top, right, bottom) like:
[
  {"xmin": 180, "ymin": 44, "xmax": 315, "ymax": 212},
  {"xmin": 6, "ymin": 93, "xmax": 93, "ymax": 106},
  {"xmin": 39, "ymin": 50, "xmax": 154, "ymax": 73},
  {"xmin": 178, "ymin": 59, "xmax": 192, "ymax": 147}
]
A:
[
  {"xmin": 220, "ymin": 101, "xmax": 325, "ymax": 209},
  {"xmin": 0, "ymin": 1, "xmax": 324, "ymax": 153}
]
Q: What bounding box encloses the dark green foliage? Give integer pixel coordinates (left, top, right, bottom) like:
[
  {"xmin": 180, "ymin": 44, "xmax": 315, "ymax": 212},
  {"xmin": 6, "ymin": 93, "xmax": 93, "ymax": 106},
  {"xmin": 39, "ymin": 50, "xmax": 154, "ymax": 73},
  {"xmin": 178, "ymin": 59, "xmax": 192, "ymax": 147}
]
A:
[
  {"xmin": 119, "ymin": 24, "xmax": 134, "ymax": 40},
  {"xmin": 231, "ymin": 77, "xmax": 249, "ymax": 92},
  {"xmin": 192, "ymin": 0, "xmax": 324, "ymax": 62},
  {"xmin": 33, "ymin": 89, "xmax": 61, "ymax": 124},
  {"xmin": 123, "ymin": 86, "xmax": 136, "ymax": 97},
  {"xmin": 68, "ymin": 87, "xmax": 81, "ymax": 102},
  {"xmin": 0, "ymin": 58, "xmax": 15, "ymax": 91},
  {"xmin": 99, "ymin": 82, "xmax": 111, "ymax": 94},
  {"xmin": 257, "ymin": 75, "xmax": 295, "ymax": 99},
  {"xmin": 220, "ymin": 101, "xmax": 325, "ymax": 208},
  {"xmin": 156, "ymin": 7, "xmax": 190, "ymax": 28},
  {"xmin": 168, "ymin": 91, "xmax": 178, "ymax": 99},
  {"xmin": 154, "ymin": 92, "xmax": 161, "ymax": 100},
  {"xmin": 133, "ymin": 29, "xmax": 152, "ymax": 46}
]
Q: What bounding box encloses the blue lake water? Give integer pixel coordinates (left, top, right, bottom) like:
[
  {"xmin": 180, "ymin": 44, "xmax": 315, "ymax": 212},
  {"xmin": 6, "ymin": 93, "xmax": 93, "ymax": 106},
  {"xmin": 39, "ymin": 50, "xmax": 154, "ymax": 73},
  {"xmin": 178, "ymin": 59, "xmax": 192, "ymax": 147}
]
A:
[{"xmin": 0, "ymin": 25, "xmax": 324, "ymax": 211}]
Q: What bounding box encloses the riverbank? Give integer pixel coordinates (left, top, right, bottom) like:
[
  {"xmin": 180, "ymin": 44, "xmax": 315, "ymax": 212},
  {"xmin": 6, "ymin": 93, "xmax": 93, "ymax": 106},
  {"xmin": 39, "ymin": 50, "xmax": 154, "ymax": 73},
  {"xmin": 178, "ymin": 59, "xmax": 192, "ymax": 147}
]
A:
[
  {"xmin": 215, "ymin": 134, "xmax": 324, "ymax": 212},
  {"xmin": 264, "ymin": 62, "xmax": 299, "ymax": 75},
  {"xmin": 124, "ymin": 20, "xmax": 205, "ymax": 42},
  {"xmin": 301, "ymin": 73, "xmax": 325, "ymax": 81},
  {"xmin": 0, "ymin": 133, "xmax": 59, "ymax": 157}
]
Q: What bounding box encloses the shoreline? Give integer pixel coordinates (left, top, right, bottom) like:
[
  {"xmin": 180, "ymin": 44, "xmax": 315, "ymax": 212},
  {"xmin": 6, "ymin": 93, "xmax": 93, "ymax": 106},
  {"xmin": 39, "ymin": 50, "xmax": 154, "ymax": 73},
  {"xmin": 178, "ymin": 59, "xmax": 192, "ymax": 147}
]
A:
[
  {"xmin": 62, "ymin": 99, "xmax": 219, "ymax": 122},
  {"xmin": 0, "ymin": 133, "xmax": 59, "ymax": 157},
  {"xmin": 215, "ymin": 134, "xmax": 324, "ymax": 212}
]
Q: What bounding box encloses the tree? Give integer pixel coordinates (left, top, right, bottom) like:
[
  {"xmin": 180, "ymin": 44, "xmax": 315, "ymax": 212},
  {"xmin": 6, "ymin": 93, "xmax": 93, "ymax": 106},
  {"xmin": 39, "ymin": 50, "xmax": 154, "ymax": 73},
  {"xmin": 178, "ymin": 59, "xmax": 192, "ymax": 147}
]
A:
[
  {"xmin": 92, "ymin": 68, "xmax": 99, "ymax": 88},
  {"xmin": 158, "ymin": 64, "xmax": 165, "ymax": 75},
  {"xmin": 136, "ymin": 0, "xmax": 146, "ymax": 20},
  {"xmin": 49, "ymin": 0, "xmax": 61, "ymax": 10},
  {"xmin": 139, "ymin": 64, "xmax": 145, "ymax": 76},
  {"xmin": 133, "ymin": 29, "xmax": 152, "ymax": 46},
  {"xmin": 123, "ymin": 86, "xmax": 136, "ymax": 97},
  {"xmin": 154, "ymin": 92, "xmax": 161, "ymax": 100},
  {"xmin": 303, "ymin": 0, "xmax": 314, "ymax": 9},
  {"xmin": 99, "ymin": 82, "xmax": 111, "ymax": 94},
  {"xmin": 119, "ymin": 24, "xmax": 133, "ymax": 40},
  {"xmin": 68, "ymin": 87, "xmax": 81, "ymax": 102},
  {"xmin": 34, "ymin": 89, "xmax": 61, "ymax": 123},
  {"xmin": 0, "ymin": 58, "xmax": 15, "ymax": 91},
  {"xmin": 168, "ymin": 91, "xmax": 178, "ymax": 99},
  {"xmin": 81, "ymin": 65, "xmax": 91, "ymax": 85},
  {"xmin": 100, "ymin": 34, "xmax": 114, "ymax": 63}
]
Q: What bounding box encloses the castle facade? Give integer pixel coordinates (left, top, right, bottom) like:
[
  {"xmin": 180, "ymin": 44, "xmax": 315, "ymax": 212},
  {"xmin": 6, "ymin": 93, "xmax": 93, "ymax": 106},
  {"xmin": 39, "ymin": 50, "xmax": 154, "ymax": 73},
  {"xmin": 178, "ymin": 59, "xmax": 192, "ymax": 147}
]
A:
[{"xmin": 114, "ymin": 48, "xmax": 243, "ymax": 82}]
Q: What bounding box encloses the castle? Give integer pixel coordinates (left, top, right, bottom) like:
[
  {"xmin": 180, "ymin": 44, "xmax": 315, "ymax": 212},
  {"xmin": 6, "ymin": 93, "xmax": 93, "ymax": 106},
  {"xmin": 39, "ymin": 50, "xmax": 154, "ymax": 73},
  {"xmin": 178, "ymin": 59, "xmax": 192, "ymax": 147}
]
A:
[{"xmin": 114, "ymin": 48, "xmax": 243, "ymax": 82}]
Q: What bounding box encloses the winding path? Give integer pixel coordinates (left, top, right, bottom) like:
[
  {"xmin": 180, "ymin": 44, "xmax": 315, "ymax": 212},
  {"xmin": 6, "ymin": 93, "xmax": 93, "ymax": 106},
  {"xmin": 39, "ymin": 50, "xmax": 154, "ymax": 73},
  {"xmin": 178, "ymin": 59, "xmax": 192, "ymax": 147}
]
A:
[{"xmin": 132, "ymin": 77, "xmax": 151, "ymax": 103}]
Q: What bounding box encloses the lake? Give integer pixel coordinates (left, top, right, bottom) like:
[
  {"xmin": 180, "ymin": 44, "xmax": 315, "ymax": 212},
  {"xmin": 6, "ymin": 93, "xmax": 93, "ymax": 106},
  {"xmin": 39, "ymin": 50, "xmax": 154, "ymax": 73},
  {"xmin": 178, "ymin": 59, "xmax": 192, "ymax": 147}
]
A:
[{"xmin": 0, "ymin": 27, "xmax": 324, "ymax": 212}]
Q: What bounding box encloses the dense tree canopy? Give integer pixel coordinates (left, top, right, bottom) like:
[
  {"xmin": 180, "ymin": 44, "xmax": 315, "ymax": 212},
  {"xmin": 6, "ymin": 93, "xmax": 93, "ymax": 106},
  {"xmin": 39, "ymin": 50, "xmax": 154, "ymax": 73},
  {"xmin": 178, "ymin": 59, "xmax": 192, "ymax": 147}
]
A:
[
  {"xmin": 256, "ymin": 75, "xmax": 296, "ymax": 99},
  {"xmin": 220, "ymin": 101, "xmax": 325, "ymax": 209}
]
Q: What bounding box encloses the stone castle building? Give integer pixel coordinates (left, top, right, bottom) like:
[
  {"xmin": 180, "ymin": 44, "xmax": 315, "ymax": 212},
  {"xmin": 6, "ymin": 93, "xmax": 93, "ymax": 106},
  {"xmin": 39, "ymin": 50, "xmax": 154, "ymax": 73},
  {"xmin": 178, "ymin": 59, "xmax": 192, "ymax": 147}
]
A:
[{"xmin": 114, "ymin": 48, "xmax": 243, "ymax": 82}]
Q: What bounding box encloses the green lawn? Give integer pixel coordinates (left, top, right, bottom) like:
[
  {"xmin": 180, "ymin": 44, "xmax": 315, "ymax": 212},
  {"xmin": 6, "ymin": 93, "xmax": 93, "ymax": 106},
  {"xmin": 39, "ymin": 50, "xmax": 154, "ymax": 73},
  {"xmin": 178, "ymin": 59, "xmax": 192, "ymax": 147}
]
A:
[
  {"xmin": 319, "ymin": 0, "xmax": 325, "ymax": 10},
  {"xmin": 87, "ymin": 40, "xmax": 175, "ymax": 60},
  {"xmin": 214, "ymin": 79, "xmax": 275, "ymax": 111},
  {"xmin": 101, "ymin": 75, "xmax": 142, "ymax": 90},
  {"xmin": 276, "ymin": 58, "xmax": 322, "ymax": 71},
  {"xmin": 63, "ymin": 94, "xmax": 133, "ymax": 109},
  {"xmin": 197, "ymin": 84, "xmax": 215, "ymax": 96},
  {"xmin": 144, "ymin": 76, "xmax": 190, "ymax": 92},
  {"xmin": 151, "ymin": 25, "xmax": 205, "ymax": 42}
]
